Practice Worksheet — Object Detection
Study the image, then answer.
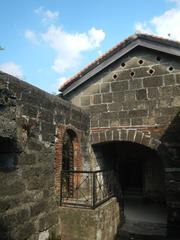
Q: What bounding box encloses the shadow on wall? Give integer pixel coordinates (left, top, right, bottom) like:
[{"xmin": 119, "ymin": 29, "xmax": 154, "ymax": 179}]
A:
[
  {"xmin": 0, "ymin": 137, "xmax": 19, "ymax": 172},
  {"xmin": 0, "ymin": 138, "xmax": 18, "ymax": 239},
  {"xmin": 0, "ymin": 218, "xmax": 14, "ymax": 240},
  {"xmin": 158, "ymin": 112, "xmax": 180, "ymax": 167},
  {"xmin": 158, "ymin": 111, "xmax": 180, "ymax": 238}
]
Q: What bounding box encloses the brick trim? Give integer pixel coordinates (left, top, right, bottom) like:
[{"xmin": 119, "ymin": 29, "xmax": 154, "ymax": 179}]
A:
[
  {"xmin": 55, "ymin": 124, "xmax": 82, "ymax": 194},
  {"xmin": 91, "ymin": 128, "xmax": 161, "ymax": 150}
]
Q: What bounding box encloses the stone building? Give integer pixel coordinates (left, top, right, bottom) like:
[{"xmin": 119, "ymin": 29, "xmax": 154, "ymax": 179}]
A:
[{"xmin": 0, "ymin": 33, "xmax": 180, "ymax": 239}]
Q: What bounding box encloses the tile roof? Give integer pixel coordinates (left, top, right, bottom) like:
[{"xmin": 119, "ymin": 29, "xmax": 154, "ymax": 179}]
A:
[{"xmin": 60, "ymin": 33, "xmax": 180, "ymax": 92}]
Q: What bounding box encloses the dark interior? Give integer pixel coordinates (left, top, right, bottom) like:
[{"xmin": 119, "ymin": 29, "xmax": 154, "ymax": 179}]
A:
[
  {"xmin": 119, "ymin": 161, "xmax": 143, "ymax": 194},
  {"xmin": 92, "ymin": 141, "xmax": 167, "ymax": 224}
]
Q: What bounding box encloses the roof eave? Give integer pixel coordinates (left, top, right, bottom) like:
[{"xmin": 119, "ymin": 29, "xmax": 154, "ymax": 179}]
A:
[{"xmin": 61, "ymin": 35, "xmax": 180, "ymax": 96}]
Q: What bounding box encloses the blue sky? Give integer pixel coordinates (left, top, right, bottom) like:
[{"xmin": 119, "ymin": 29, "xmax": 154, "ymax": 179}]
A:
[{"xmin": 0, "ymin": 0, "xmax": 180, "ymax": 93}]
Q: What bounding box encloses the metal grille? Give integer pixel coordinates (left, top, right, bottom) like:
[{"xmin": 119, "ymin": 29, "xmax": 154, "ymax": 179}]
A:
[{"xmin": 60, "ymin": 170, "xmax": 116, "ymax": 208}]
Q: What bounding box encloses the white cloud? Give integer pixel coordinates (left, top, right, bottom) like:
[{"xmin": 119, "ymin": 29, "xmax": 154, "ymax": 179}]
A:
[
  {"xmin": 135, "ymin": 22, "xmax": 153, "ymax": 35},
  {"xmin": 169, "ymin": 0, "xmax": 180, "ymax": 6},
  {"xmin": 25, "ymin": 30, "xmax": 38, "ymax": 44},
  {"xmin": 35, "ymin": 7, "xmax": 59, "ymax": 23},
  {"xmin": 50, "ymin": 77, "xmax": 67, "ymax": 94},
  {"xmin": 42, "ymin": 25, "xmax": 105, "ymax": 73},
  {"xmin": 0, "ymin": 62, "xmax": 23, "ymax": 78},
  {"xmin": 151, "ymin": 8, "xmax": 180, "ymax": 40},
  {"xmin": 98, "ymin": 50, "xmax": 102, "ymax": 56},
  {"xmin": 57, "ymin": 77, "xmax": 67, "ymax": 88},
  {"xmin": 135, "ymin": 1, "xmax": 180, "ymax": 41}
]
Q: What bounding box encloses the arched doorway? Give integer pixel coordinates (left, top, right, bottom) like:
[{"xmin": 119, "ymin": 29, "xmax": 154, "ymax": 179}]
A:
[
  {"xmin": 62, "ymin": 129, "xmax": 75, "ymax": 172},
  {"xmin": 62, "ymin": 129, "xmax": 77, "ymax": 197},
  {"xmin": 92, "ymin": 140, "xmax": 167, "ymax": 235}
]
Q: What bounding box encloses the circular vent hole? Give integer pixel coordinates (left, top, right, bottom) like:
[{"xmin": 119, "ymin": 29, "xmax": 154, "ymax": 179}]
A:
[
  {"xmin": 148, "ymin": 69, "xmax": 155, "ymax": 75},
  {"xmin": 156, "ymin": 56, "xmax": 161, "ymax": 61},
  {"xmin": 168, "ymin": 66, "xmax": 174, "ymax": 72},
  {"xmin": 138, "ymin": 59, "xmax": 144, "ymax": 65},
  {"xmin": 130, "ymin": 71, "xmax": 135, "ymax": 77},
  {"xmin": 121, "ymin": 62, "xmax": 125, "ymax": 67},
  {"xmin": 112, "ymin": 74, "xmax": 118, "ymax": 80}
]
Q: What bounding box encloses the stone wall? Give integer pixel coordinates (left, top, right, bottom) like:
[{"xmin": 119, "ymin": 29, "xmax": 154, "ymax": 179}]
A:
[
  {"xmin": 64, "ymin": 48, "xmax": 180, "ymax": 229},
  {"xmin": 66, "ymin": 48, "xmax": 180, "ymax": 148},
  {"xmin": 0, "ymin": 71, "xmax": 90, "ymax": 240},
  {"xmin": 59, "ymin": 197, "xmax": 120, "ymax": 240}
]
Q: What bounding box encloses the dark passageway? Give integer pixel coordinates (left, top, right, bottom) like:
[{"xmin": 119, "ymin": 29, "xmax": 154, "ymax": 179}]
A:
[{"xmin": 93, "ymin": 141, "xmax": 167, "ymax": 236}]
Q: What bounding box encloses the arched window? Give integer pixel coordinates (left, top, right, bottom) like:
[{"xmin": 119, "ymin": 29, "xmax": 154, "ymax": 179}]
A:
[
  {"xmin": 55, "ymin": 125, "xmax": 82, "ymax": 197},
  {"xmin": 62, "ymin": 129, "xmax": 75, "ymax": 172},
  {"xmin": 62, "ymin": 130, "xmax": 76, "ymax": 197}
]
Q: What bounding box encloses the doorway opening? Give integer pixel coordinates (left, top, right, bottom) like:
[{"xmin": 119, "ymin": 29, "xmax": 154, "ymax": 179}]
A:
[{"xmin": 92, "ymin": 141, "xmax": 167, "ymax": 229}]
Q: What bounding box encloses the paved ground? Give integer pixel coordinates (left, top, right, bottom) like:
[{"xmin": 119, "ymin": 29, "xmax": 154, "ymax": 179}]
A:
[
  {"xmin": 116, "ymin": 196, "xmax": 179, "ymax": 239},
  {"xmin": 124, "ymin": 195, "xmax": 167, "ymax": 224},
  {"xmin": 117, "ymin": 232, "xmax": 179, "ymax": 240}
]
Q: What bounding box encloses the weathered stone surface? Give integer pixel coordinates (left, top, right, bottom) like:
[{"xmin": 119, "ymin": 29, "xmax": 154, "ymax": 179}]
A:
[
  {"xmin": 147, "ymin": 87, "xmax": 159, "ymax": 99},
  {"xmin": 99, "ymin": 118, "xmax": 109, "ymax": 127},
  {"xmin": 129, "ymin": 78, "xmax": 143, "ymax": 90},
  {"xmin": 112, "ymin": 92, "xmax": 125, "ymax": 102},
  {"xmin": 59, "ymin": 197, "xmax": 120, "ymax": 240},
  {"xmin": 0, "ymin": 72, "xmax": 89, "ymax": 240},
  {"xmin": 129, "ymin": 109, "xmax": 147, "ymax": 118},
  {"xmin": 81, "ymin": 95, "xmax": 90, "ymax": 106},
  {"xmin": 93, "ymin": 94, "xmax": 101, "ymax": 104},
  {"xmin": 82, "ymin": 84, "xmax": 100, "ymax": 95},
  {"xmin": 0, "ymin": 116, "xmax": 16, "ymax": 139},
  {"xmin": 176, "ymin": 73, "xmax": 180, "ymax": 84},
  {"xmin": 136, "ymin": 89, "xmax": 147, "ymax": 100},
  {"xmin": 125, "ymin": 91, "xmax": 136, "ymax": 102},
  {"xmin": 108, "ymin": 103, "xmax": 122, "ymax": 112},
  {"xmin": 101, "ymin": 82, "xmax": 110, "ymax": 93},
  {"xmin": 102, "ymin": 93, "xmax": 112, "ymax": 103},
  {"xmin": 1, "ymin": 42, "xmax": 180, "ymax": 240},
  {"xmin": 164, "ymin": 74, "xmax": 175, "ymax": 86},
  {"xmin": 111, "ymin": 80, "xmax": 129, "ymax": 92},
  {"xmin": 1, "ymin": 181, "xmax": 25, "ymax": 196},
  {"xmin": 39, "ymin": 213, "xmax": 58, "ymax": 231},
  {"xmin": 143, "ymin": 76, "xmax": 163, "ymax": 87}
]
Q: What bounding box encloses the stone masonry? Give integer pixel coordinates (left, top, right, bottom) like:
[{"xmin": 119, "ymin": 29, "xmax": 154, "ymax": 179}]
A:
[
  {"xmin": 0, "ymin": 71, "xmax": 89, "ymax": 240},
  {"xmin": 1, "ymin": 33, "xmax": 180, "ymax": 240},
  {"xmin": 62, "ymin": 45, "xmax": 180, "ymax": 234}
]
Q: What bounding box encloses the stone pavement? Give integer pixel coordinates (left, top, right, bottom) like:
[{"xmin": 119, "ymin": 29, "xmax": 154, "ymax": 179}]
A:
[{"xmin": 117, "ymin": 221, "xmax": 179, "ymax": 240}]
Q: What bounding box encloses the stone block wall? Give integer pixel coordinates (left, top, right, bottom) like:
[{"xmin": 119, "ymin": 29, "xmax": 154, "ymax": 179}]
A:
[
  {"xmin": 65, "ymin": 48, "xmax": 180, "ymax": 228},
  {"xmin": 67, "ymin": 49, "xmax": 180, "ymax": 147},
  {"xmin": 59, "ymin": 197, "xmax": 120, "ymax": 240},
  {"xmin": 0, "ymin": 72, "xmax": 90, "ymax": 240}
]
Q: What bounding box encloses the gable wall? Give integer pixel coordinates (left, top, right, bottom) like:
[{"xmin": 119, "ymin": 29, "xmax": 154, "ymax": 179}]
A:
[{"xmin": 66, "ymin": 47, "xmax": 180, "ymax": 157}]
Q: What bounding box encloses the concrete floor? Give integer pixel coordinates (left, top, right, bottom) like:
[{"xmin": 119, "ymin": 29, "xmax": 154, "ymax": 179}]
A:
[
  {"xmin": 124, "ymin": 196, "xmax": 167, "ymax": 224},
  {"xmin": 118, "ymin": 196, "xmax": 168, "ymax": 238}
]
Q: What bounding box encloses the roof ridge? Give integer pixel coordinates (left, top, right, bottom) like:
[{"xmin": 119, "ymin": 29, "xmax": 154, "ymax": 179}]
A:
[{"xmin": 59, "ymin": 33, "xmax": 180, "ymax": 92}]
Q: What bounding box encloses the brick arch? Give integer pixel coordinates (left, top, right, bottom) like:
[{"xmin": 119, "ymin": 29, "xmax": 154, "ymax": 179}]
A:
[
  {"xmin": 55, "ymin": 124, "xmax": 82, "ymax": 193},
  {"xmin": 91, "ymin": 128, "xmax": 161, "ymax": 150}
]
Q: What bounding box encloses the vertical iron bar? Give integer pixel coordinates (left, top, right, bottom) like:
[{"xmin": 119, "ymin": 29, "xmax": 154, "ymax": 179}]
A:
[
  {"xmin": 92, "ymin": 171, "xmax": 96, "ymax": 208},
  {"xmin": 60, "ymin": 171, "xmax": 63, "ymax": 205}
]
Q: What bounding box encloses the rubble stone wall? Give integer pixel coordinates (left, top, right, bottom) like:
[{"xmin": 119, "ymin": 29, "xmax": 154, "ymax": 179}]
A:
[{"xmin": 0, "ymin": 72, "xmax": 89, "ymax": 240}]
